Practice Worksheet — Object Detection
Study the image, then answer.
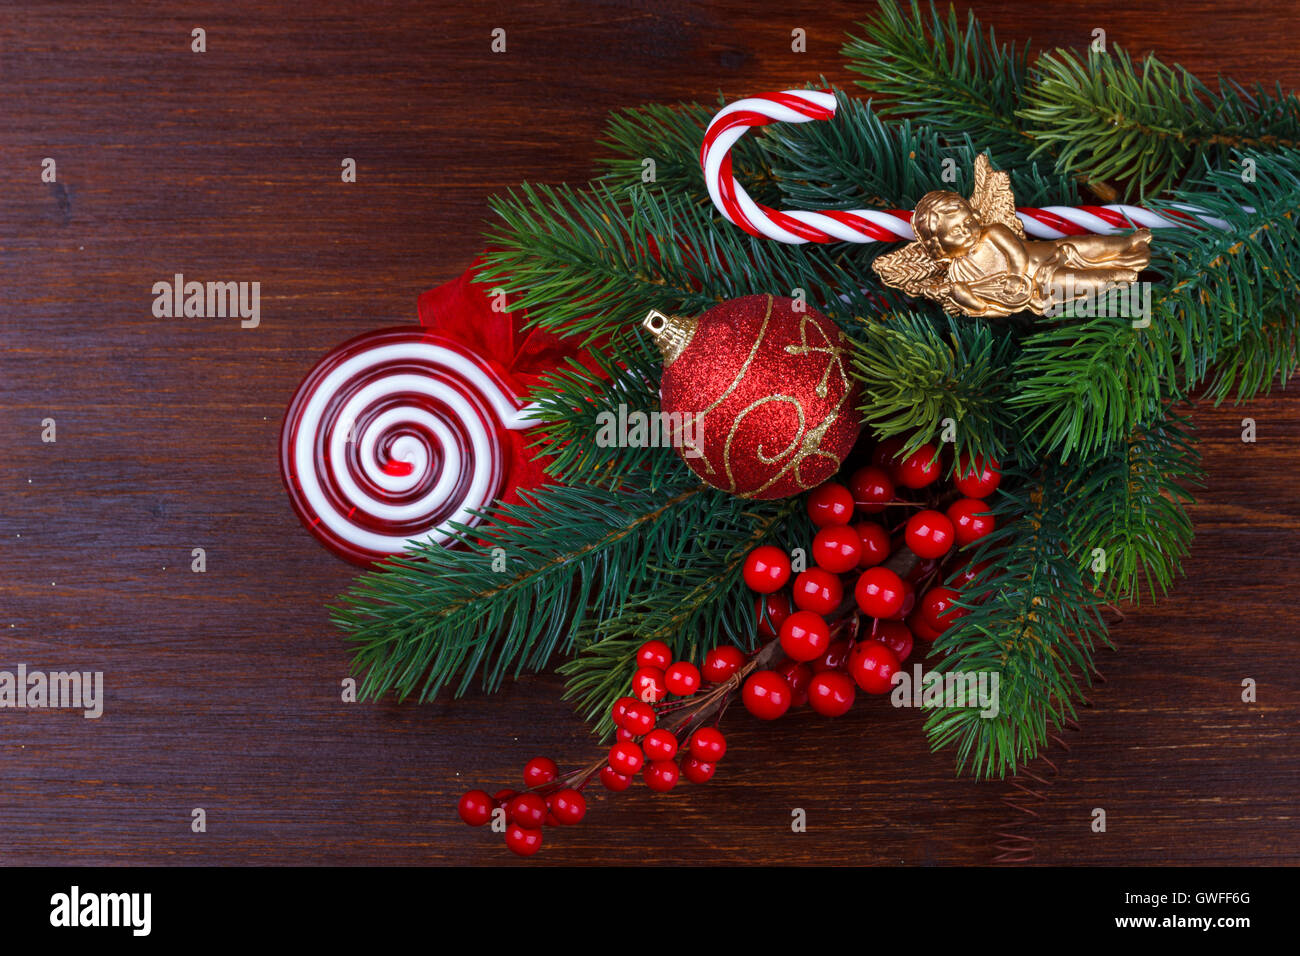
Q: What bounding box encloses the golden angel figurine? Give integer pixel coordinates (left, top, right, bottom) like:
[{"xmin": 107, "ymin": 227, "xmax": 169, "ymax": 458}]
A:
[{"xmin": 872, "ymin": 154, "xmax": 1152, "ymax": 318}]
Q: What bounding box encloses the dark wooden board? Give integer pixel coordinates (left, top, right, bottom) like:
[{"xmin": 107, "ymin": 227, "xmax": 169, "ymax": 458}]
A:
[{"xmin": 1, "ymin": 0, "xmax": 1297, "ymax": 865}]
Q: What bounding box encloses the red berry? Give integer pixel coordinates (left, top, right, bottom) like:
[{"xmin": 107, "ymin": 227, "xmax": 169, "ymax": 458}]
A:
[
  {"xmin": 887, "ymin": 578, "xmax": 916, "ymax": 621},
  {"xmin": 955, "ymin": 453, "xmax": 1002, "ymax": 499},
  {"xmin": 896, "ymin": 444, "xmax": 943, "ymax": 489},
  {"xmin": 493, "ymin": 788, "xmax": 519, "ymax": 806},
  {"xmin": 620, "ymin": 699, "xmax": 656, "ymax": 735},
  {"xmin": 806, "ymin": 483, "xmax": 855, "ymax": 527},
  {"xmin": 947, "ymin": 559, "xmax": 991, "ymax": 589},
  {"xmin": 457, "ymin": 789, "xmax": 493, "ymax": 827},
  {"xmin": 522, "ymin": 757, "xmax": 558, "ymax": 788},
  {"xmin": 682, "ymin": 756, "xmax": 716, "ymax": 784},
  {"xmin": 632, "ymin": 666, "xmax": 667, "ymax": 703},
  {"xmin": 549, "ymin": 788, "xmax": 586, "ymax": 825},
  {"xmin": 755, "ymin": 593, "xmax": 792, "ymax": 638},
  {"xmin": 904, "ymin": 554, "xmax": 941, "ymax": 585},
  {"xmin": 907, "ymin": 610, "xmax": 944, "ymax": 643},
  {"xmin": 508, "ymin": 792, "xmax": 548, "ymax": 829},
  {"xmin": 808, "ymin": 670, "xmax": 856, "ymax": 717},
  {"xmin": 791, "ymin": 567, "xmax": 843, "ymax": 616},
  {"xmin": 600, "ymin": 765, "xmax": 632, "ymax": 792},
  {"xmin": 812, "ymin": 525, "xmax": 863, "ymax": 573},
  {"xmin": 779, "ymin": 610, "xmax": 832, "ymax": 662},
  {"xmin": 812, "ymin": 638, "xmax": 852, "ymax": 673},
  {"xmin": 870, "ymin": 620, "xmax": 914, "ymax": 663},
  {"xmin": 636, "ymin": 639, "xmax": 672, "ymax": 670},
  {"xmin": 664, "ymin": 661, "xmax": 701, "ymax": 697},
  {"xmin": 689, "ymin": 727, "xmax": 727, "ymax": 762},
  {"xmin": 703, "ymin": 644, "xmax": 747, "ymax": 682},
  {"xmin": 850, "ymin": 641, "xmax": 901, "ymax": 695},
  {"xmin": 505, "ymin": 823, "xmax": 543, "ymax": 857},
  {"xmin": 644, "ymin": 759, "xmax": 680, "ymax": 792},
  {"xmin": 743, "ymin": 545, "xmax": 792, "ymax": 593},
  {"xmin": 905, "ymin": 509, "xmax": 955, "ymax": 559},
  {"xmin": 918, "ymin": 585, "xmax": 968, "ymax": 634},
  {"xmin": 616, "ymin": 726, "xmax": 636, "ymax": 743},
  {"xmin": 642, "ymin": 728, "xmax": 679, "ymax": 761},
  {"xmin": 610, "ymin": 696, "xmax": 636, "ymax": 726},
  {"xmin": 743, "ymin": 670, "xmax": 792, "ymax": 720},
  {"xmin": 776, "ymin": 659, "xmax": 813, "ymax": 707},
  {"xmin": 608, "ymin": 741, "xmax": 644, "ymax": 776},
  {"xmin": 854, "ymin": 566, "xmax": 905, "ymax": 618},
  {"xmin": 850, "ymin": 465, "xmax": 894, "ymax": 515},
  {"xmin": 854, "ymin": 521, "xmax": 891, "ymax": 568},
  {"xmin": 871, "ymin": 436, "xmax": 906, "ymax": 470},
  {"xmin": 947, "ymin": 497, "xmax": 995, "ymax": 546}
]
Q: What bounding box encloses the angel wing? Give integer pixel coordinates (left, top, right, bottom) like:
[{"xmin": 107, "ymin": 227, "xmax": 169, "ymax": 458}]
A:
[
  {"xmin": 871, "ymin": 241, "xmax": 950, "ymax": 297},
  {"xmin": 969, "ymin": 153, "xmax": 1025, "ymax": 239}
]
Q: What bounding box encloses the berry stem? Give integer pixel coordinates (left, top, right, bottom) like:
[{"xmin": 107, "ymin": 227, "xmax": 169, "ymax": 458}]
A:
[{"xmin": 513, "ymin": 546, "xmax": 924, "ymax": 805}]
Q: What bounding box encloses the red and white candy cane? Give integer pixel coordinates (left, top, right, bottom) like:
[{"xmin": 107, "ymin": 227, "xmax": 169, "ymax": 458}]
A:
[
  {"xmin": 280, "ymin": 327, "xmax": 532, "ymax": 566},
  {"xmin": 701, "ymin": 89, "xmax": 1231, "ymax": 242}
]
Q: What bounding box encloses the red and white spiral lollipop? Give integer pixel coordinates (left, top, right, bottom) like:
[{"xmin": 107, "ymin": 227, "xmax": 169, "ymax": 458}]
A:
[
  {"xmin": 280, "ymin": 327, "xmax": 533, "ymax": 565},
  {"xmin": 701, "ymin": 88, "xmax": 1233, "ymax": 242}
]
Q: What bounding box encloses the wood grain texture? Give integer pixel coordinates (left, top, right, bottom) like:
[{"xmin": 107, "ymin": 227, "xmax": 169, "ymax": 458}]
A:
[{"xmin": 1, "ymin": 0, "xmax": 1298, "ymax": 866}]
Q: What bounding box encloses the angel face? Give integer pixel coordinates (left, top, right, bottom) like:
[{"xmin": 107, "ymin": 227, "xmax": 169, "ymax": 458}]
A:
[{"xmin": 923, "ymin": 196, "xmax": 981, "ymax": 258}]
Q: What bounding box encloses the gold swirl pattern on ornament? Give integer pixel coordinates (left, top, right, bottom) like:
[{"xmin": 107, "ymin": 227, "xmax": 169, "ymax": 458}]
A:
[
  {"xmin": 726, "ymin": 395, "xmax": 845, "ymax": 497},
  {"xmin": 690, "ymin": 294, "xmax": 776, "ymax": 422},
  {"xmin": 784, "ymin": 313, "xmax": 852, "ymax": 399},
  {"xmin": 717, "ymin": 348, "xmax": 853, "ymax": 497},
  {"xmin": 726, "ymin": 396, "xmax": 806, "ymax": 492},
  {"xmin": 686, "ymin": 294, "xmax": 775, "ymax": 479}
]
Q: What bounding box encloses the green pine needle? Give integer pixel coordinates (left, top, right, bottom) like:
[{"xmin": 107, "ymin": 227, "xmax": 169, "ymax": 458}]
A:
[
  {"xmin": 850, "ymin": 310, "xmax": 1016, "ymax": 461},
  {"xmin": 1020, "ymin": 46, "xmax": 1300, "ymax": 199}
]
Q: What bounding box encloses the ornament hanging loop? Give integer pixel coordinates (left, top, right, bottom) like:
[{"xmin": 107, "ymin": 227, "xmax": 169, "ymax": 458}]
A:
[{"xmin": 643, "ymin": 309, "xmax": 697, "ymax": 366}]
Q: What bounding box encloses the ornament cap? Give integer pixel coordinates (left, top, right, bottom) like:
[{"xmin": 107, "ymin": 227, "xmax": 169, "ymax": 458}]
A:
[{"xmin": 643, "ymin": 309, "xmax": 698, "ymax": 367}]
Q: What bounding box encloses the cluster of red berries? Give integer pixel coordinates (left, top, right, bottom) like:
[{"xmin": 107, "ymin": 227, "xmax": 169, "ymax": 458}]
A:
[
  {"xmin": 605, "ymin": 638, "xmax": 736, "ymax": 795},
  {"xmin": 458, "ymin": 638, "xmax": 740, "ymax": 856},
  {"xmin": 456, "ymin": 755, "xmax": 588, "ymax": 857},
  {"xmin": 739, "ymin": 443, "xmax": 1002, "ymax": 720},
  {"xmin": 458, "ymin": 441, "xmax": 1001, "ymax": 857}
]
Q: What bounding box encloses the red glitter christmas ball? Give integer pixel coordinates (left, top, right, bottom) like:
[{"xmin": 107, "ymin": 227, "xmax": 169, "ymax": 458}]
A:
[{"xmin": 644, "ymin": 295, "xmax": 862, "ymax": 499}]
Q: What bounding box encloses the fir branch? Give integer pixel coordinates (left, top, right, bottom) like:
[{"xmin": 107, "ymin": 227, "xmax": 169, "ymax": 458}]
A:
[
  {"xmin": 479, "ymin": 180, "xmax": 890, "ymax": 345},
  {"xmin": 842, "ymin": 1, "xmax": 1034, "ymax": 163},
  {"xmin": 1206, "ymin": 304, "xmax": 1300, "ymax": 404},
  {"xmin": 1068, "ymin": 413, "xmax": 1201, "ymax": 605},
  {"xmin": 1020, "ymin": 47, "xmax": 1300, "ymax": 198},
  {"xmin": 849, "ymin": 311, "xmax": 1017, "ymax": 461},
  {"xmin": 332, "ymin": 478, "xmax": 710, "ymax": 703},
  {"xmin": 764, "ymin": 87, "xmax": 1080, "ymax": 213},
  {"xmin": 924, "ymin": 464, "xmax": 1108, "ymax": 778},
  {"xmin": 595, "ymin": 98, "xmax": 784, "ymax": 207},
  {"xmin": 1011, "ymin": 150, "xmax": 1300, "ymax": 461},
  {"xmin": 560, "ymin": 497, "xmax": 804, "ymax": 736},
  {"xmin": 522, "ymin": 329, "xmax": 689, "ymax": 490},
  {"xmin": 841, "ymin": 0, "xmax": 1110, "ymax": 200},
  {"xmin": 764, "ymin": 89, "xmax": 963, "ymax": 211},
  {"xmin": 1008, "ymin": 314, "xmax": 1171, "ymax": 462},
  {"xmin": 1147, "ymin": 151, "xmax": 1300, "ymax": 390}
]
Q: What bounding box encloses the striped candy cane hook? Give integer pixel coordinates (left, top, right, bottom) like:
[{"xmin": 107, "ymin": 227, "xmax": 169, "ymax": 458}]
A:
[{"xmin": 700, "ymin": 89, "xmax": 1233, "ymax": 241}]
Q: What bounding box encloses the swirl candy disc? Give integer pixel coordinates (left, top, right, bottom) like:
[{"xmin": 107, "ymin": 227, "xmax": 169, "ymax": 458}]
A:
[{"xmin": 280, "ymin": 327, "xmax": 532, "ymax": 565}]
